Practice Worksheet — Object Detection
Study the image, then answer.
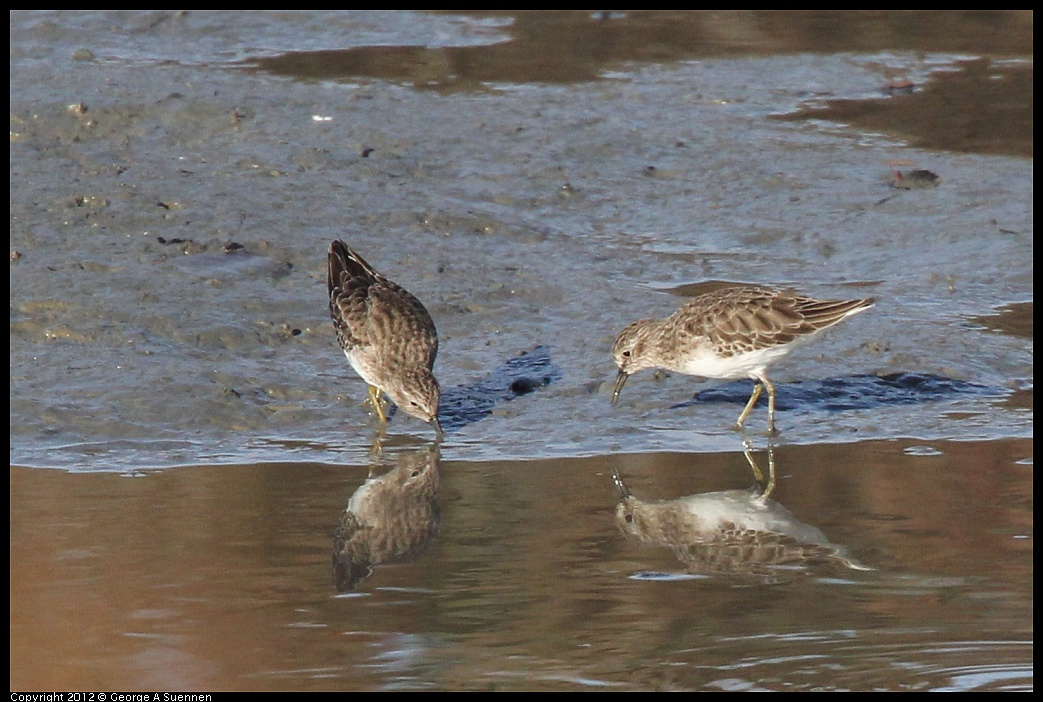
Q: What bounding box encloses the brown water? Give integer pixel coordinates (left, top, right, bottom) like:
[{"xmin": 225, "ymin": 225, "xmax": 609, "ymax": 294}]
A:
[
  {"xmin": 10, "ymin": 10, "xmax": 1033, "ymax": 691},
  {"xmin": 10, "ymin": 438, "xmax": 1032, "ymax": 690}
]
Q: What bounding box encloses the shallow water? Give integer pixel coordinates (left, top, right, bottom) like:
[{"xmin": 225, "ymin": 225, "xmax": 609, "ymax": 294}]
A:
[
  {"xmin": 9, "ymin": 10, "xmax": 1032, "ymax": 691},
  {"xmin": 10, "ymin": 438, "xmax": 1032, "ymax": 691}
]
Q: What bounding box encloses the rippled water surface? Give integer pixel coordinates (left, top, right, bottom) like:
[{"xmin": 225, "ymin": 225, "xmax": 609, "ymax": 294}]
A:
[{"xmin": 10, "ymin": 10, "xmax": 1032, "ymax": 691}]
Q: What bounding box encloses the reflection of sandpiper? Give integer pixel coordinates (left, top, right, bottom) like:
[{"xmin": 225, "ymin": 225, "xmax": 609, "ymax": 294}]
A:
[
  {"xmin": 612, "ymin": 446, "xmax": 871, "ymax": 581},
  {"xmin": 333, "ymin": 445, "xmax": 442, "ymax": 591}
]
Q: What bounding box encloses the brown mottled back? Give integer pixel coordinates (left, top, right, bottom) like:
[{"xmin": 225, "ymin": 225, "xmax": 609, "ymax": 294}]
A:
[
  {"xmin": 327, "ymin": 241, "xmax": 438, "ymax": 371},
  {"xmin": 327, "ymin": 240, "xmax": 441, "ymax": 427},
  {"xmin": 669, "ymin": 286, "xmax": 875, "ymax": 358}
]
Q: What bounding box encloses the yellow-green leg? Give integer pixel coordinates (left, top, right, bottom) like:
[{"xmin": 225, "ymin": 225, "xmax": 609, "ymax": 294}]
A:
[
  {"xmin": 736, "ymin": 382, "xmax": 763, "ymax": 429},
  {"xmin": 736, "ymin": 376, "xmax": 778, "ymax": 433},
  {"xmin": 367, "ymin": 384, "xmax": 388, "ymax": 423},
  {"xmin": 763, "ymin": 377, "xmax": 777, "ymax": 433},
  {"xmin": 368, "ymin": 428, "xmax": 387, "ymax": 457},
  {"xmin": 743, "ymin": 443, "xmax": 777, "ymax": 501}
]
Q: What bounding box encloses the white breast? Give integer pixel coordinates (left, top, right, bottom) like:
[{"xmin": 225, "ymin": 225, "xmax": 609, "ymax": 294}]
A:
[{"xmin": 677, "ymin": 344, "xmax": 794, "ymax": 381}]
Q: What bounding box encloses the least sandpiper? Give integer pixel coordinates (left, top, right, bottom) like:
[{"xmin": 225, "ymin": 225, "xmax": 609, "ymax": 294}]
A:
[
  {"xmin": 611, "ymin": 285, "xmax": 874, "ymax": 432},
  {"xmin": 327, "ymin": 240, "xmax": 441, "ymax": 434},
  {"xmin": 333, "ymin": 445, "xmax": 441, "ymax": 590},
  {"xmin": 611, "ymin": 446, "xmax": 872, "ymax": 579}
]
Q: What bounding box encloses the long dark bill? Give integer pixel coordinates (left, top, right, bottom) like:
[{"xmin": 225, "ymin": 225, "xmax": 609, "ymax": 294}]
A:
[
  {"xmin": 611, "ymin": 468, "xmax": 631, "ymax": 499},
  {"xmin": 611, "ymin": 369, "xmax": 629, "ymax": 405}
]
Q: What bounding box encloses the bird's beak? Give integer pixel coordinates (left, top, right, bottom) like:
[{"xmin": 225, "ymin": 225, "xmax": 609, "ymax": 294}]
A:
[
  {"xmin": 611, "ymin": 469, "xmax": 630, "ymax": 499},
  {"xmin": 431, "ymin": 416, "xmax": 443, "ymax": 437},
  {"xmin": 611, "ymin": 369, "xmax": 629, "ymax": 405}
]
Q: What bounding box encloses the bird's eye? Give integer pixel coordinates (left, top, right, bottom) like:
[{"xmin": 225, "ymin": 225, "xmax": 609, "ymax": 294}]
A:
[{"xmin": 622, "ymin": 350, "xmax": 631, "ymax": 358}]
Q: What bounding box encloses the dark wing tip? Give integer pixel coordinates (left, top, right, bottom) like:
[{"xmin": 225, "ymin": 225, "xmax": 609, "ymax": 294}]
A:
[
  {"xmin": 328, "ymin": 242, "xmax": 384, "ymax": 290},
  {"xmin": 327, "ymin": 241, "xmax": 350, "ymax": 296}
]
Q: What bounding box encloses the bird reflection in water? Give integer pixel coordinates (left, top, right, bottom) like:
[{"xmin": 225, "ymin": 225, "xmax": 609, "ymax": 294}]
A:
[
  {"xmin": 613, "ymin": 443, "xmax": 871, "ymax": 581},
  {"xmin": 333, "ymin": 444, "xmax": 441, "ymax": 590}
]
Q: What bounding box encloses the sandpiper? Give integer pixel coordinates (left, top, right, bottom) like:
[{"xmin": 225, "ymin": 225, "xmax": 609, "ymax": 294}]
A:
[
  {"xmin": 611, "ymin": 285, "xmax": 874, "ymax": 432},
  {"xmin": 327, "ymin": 240, "xmax": 441, "ymax": 434},
  {"xmin": 612, "ymin": 445, "xmax": 872, "ymax": 579}
]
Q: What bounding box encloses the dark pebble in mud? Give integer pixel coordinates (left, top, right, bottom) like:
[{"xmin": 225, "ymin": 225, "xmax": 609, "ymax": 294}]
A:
[
  {"xmin": 510, "ymin": 377, "xmax": 547, "ymax": 395},
  {"xmin": 892, "ymin": 169, "xmax": 941, "ymax": 189}
]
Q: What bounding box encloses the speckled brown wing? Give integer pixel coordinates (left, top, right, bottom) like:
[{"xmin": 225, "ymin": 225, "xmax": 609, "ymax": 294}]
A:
[
  {"xmin": 363, "ymin": 284, "xmax": 439, "ymax": 371},
  {"xmin": 672, "ymin": 286, "xmax": 873, "ymax": 358},
  {"xmin": 328, "ymin": 241, "xmax": 375, "ymax": 351},
  {"xmin": 675, "ymin": 525, "xmax": 862, "ymax": 578},
  {"xmin": 615, "ymin": 488, "xmax": 871, "ymax": 580},
  {"xmin": 327, "ymin": 241, "xmax": 438, "ymax": 370},
  {"xmin": 333, "ymin": 446, "xmax": 442, "ymax": 590}
]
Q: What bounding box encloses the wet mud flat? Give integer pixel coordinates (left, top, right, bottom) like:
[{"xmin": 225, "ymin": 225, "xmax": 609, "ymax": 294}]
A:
[{"xmin": 10, "ymin": 10, "xmax": 1032, "ymax": 692}]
